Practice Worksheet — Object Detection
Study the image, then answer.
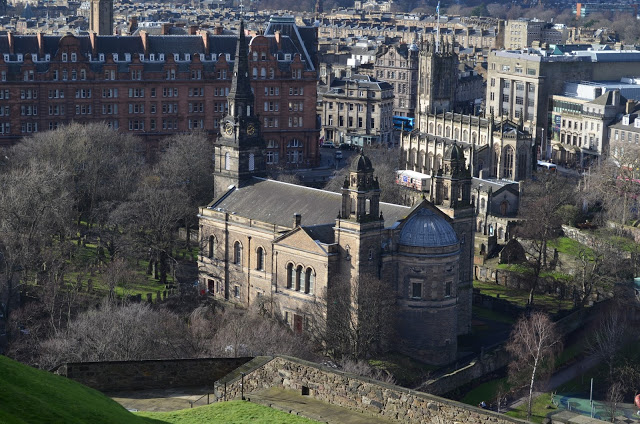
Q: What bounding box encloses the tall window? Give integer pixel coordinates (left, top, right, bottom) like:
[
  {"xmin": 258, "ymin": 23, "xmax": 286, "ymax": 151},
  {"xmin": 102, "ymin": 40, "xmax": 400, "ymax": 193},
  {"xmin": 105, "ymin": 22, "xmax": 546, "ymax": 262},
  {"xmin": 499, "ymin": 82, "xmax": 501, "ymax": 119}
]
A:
[
  {"xmin": 305, "ymin": 268, "xmax": 315, "ymax": 294},
  {"xmin": 249, "ymin": 153, "xmax": 255, "ymax": 171},
  {"xmin": 503, "ymin": 146, "xmax": 514, "ymax": 179},
  {"xmin": 208, "ymin": 235, "xmax": 215, "ymax": 258},
  {"xmin": 286, "ymin": 263, "xmax": 294, "ymax": 288},
  {"xmin": 233, "ymin": 241, "xmax": 242, "ymax": 265},
  {"xmin": 256, "ymin": 247, "xmax": 264, "ymax": 270},
  {"xmin": 225, "ymin": 152, "xmax": 231, "ymax": 170},
  {"xmin": 295, "ymin": 265, "xmax": 303, "ymax": 291},
  {"xmin": 411, "ymin": 282, "xmax": 422, "ymax": 299}
]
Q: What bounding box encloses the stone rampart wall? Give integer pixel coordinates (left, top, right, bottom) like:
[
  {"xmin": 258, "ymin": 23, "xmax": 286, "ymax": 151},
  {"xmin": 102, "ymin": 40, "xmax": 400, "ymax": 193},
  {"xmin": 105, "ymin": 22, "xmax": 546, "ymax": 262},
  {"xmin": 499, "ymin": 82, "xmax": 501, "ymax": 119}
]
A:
[
  {"xmin": 221, "ymin": 356, "xmax": 531, "ymax": 424},
  {"xmin": 55, "ymin": 357, "xmax": 252, "ymax": 392}
]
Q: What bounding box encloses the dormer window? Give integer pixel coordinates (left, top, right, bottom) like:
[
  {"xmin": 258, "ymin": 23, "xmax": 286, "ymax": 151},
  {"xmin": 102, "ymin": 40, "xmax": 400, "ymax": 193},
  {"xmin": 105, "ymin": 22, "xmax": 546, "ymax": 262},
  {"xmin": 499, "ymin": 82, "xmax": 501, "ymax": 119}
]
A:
[
  {"xmin": 150, "ymin": 53, "xmax": 155, "ymax": 61},
  {"xmin": 113, "ymin": 53, "xmax": 118, "ymax": 61},
  {"xmin": 71, "ymin": 52, "xmax": 77, "ymax": 62},
  {"xmin": 61, "ymin": 52, "xmax": 67, "ymax": 62},
  {"xmin": 159, "ymin": 54, "xmax": 165, "ymax": 61},
  {"xmin": 99, "ymin": 53, "xmax": 105, "ymax": 61}
]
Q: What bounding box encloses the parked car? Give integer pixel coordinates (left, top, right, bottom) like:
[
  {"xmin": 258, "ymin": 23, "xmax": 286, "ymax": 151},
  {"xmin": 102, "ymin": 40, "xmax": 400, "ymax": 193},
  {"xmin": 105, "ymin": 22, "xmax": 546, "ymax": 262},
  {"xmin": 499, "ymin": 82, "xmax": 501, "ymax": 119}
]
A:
[
  {"xmin": 335, "ymin": 151, "xmax": 343, "ymax": 159},
  {"xmin": 339, "ymin": 143, "xmax": 354, "ymax": 150},
  {"xmin": 321, "ymin": 142, "xmax": 335, "ymax": 148}
]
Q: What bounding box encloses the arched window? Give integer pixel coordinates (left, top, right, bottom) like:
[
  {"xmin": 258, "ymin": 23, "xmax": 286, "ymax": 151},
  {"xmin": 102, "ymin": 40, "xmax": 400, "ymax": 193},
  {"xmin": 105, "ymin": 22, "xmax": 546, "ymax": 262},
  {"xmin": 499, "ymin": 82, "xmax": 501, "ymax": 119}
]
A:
[
  {"xmin": 252, "ymin": 51, "xmax": 258, "ymax": 61},
  {"xmin": 454, "ymin": 128, "xmax": 459, "ymax": 140},
  {"xmin": 225, "ymin": 152, "xmax": 231, "ymax": 170},
  {"xmin": 463, "ymin": 129, "xmax": 468, "ymax": 141},
  {"xmin": 249, "ymin": 153, "xmax": 255, "ymax": 171},
  {"xmin": 472, "ymin": 132, "xmax": 477, "ymax": 143},
  {"xmin": 286, "ymin": 263, "xmax": 294, "ymax": 288},
  {"xmin": 256, "ymin": 247, "xmax": 264, "ymax": 270},
  {"xmin": 498, "ymin": 227, "xmax": 504, "ymax": 239},
  {"xmin": 480, "ymin": 198, "xmax": 486, "ymax": 210},
  {"xmin": 233, "ymin": 241, "xmax": 242, "ymax": 265},
  {"xmin": 503, "ymin": 146, "xmax": 514, "ymax": 179},
  {"xmin": 426, "ymin": 153, "xmax": 433, "ymax": 172},
  {"xmin": 208, "ymin": 235, "xmax": 215, "ymax": 258},
  {"xmin": 305, "ymin": 268, "xmax": 315, "ymax": 294},
  {"xmin": 295, "ymin": 265, "xmax": 303, "ymax": 291},
  {"xmin": 260, "ymin": 67, "xmax": 266, "ymax": 78},
  {"xmin": 252, "ymin": 67, "xmax": 258, "ymax": 78},
  {"xmin": 436, "ymin": 154, "xmax": 442, "ymax": 171},
  {"xmin": 437, "ymin": 124, "xmax": 442, "ymax": 135},
  {"xmin": 445, "ymin": 127, "xmax": 450, "ymax": 137},
  {"xmin": 429, "ymin": 123, "xmax": 434, "ymax": 133}
]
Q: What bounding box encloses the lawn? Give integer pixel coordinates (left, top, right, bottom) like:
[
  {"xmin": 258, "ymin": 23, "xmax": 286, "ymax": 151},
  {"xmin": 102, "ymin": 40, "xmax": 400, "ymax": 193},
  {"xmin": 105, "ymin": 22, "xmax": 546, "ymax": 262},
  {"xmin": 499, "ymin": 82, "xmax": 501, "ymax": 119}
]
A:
[
  {"xmin": 547, "ymin": 237, "xmax": 594, "ymax": 260},
  {"xmin": 0, "ymin": 355, "xmax": 147, "ymax": 424},
  {"xmin": 136, "ymin": 401, "xmax": 319, "ymax": 424},
  {"xmin": 505, "ymin": 392, "xmax": 558, "ymax": 423},
  {"xmin": 473, "ymin": 281, "xmax": 573, "ymax": 313},
  {"xmin": 460, "ymin": 377, "xmax": 511, "ymax": 407},
  {"xmin": 0, "ymin": 355, "xmax": 318, "ymax": 424}
]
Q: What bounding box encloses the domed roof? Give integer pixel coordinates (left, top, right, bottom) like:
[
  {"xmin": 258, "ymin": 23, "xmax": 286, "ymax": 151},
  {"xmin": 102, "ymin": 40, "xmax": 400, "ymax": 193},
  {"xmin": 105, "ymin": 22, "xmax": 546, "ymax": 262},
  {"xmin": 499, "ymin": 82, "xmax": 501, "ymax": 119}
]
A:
[
  {"xmin": 350, "ymin": 153, "xmax": 373, "ymax": 172},
  {"xmin": 444, "ymin": 143, "xmax": 464, "ymax": 161},
  {"xmin": 399, "ymin": 208, "xmax": 458, "ymax": 248}
]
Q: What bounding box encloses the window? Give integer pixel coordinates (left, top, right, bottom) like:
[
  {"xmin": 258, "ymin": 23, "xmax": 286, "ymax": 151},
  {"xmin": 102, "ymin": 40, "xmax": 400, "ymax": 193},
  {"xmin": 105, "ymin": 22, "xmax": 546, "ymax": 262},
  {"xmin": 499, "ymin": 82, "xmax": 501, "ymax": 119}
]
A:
[
  {"xmin": 445, "ymin": 282, "xmax": 452, "ymax": 297},
  {"xmin": 411, "ymin": 282, "xmax": 422, "ymax": 299},
  {"xmin": 233, "ymin": 241, "xmax": 242, "ymax": 265},
  {"xmin": 286, "ymin": 263, "xmax": 294, "ymax": 288},
  {"xmin": 295, "ymin": 265, "xmax": 303, "ymax": 291},
  {"xmin": 208, "ymin": 236, "xmax": 215, "ymax": 258},
  {"xmin": 304, "ymin": 268, "xmax": 314, "ymax": 294},
  {"xmin": 256, "ymin": 247, "xmax": 264, "ymax": 270},
  {"xmin": 225, "ymin": 152, "xmax": 231, "ymax": 170},
  {"xmin": 234, "ymin": 286, "xmax": 240, "ymax": 298}
]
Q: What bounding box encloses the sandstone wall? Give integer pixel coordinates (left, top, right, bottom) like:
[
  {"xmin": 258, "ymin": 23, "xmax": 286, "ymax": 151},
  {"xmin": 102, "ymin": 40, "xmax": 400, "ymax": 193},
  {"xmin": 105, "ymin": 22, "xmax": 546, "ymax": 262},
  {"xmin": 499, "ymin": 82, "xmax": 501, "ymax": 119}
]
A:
[
  {"xmin": 221, "ymin": 356, "xmax": 531, "ymax": 424},
  {"xmin": 55, "ymin": 357, "xmax": 252, "ymax": 392}
]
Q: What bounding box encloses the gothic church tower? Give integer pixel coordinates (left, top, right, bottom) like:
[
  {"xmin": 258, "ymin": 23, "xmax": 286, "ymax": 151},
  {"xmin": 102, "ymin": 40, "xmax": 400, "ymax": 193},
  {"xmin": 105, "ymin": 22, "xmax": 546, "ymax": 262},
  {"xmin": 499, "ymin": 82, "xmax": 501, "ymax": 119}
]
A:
[
  {"xmin": 417, "ymin": 35, "xmax": 458, "ymax": 128},
  {"xmin": 213, "ymin": 21, "xmax": 266, "ymax": 199},
  {"xmin": 90, "ymin": 0, "xmax": 113, "ymax": 35}
]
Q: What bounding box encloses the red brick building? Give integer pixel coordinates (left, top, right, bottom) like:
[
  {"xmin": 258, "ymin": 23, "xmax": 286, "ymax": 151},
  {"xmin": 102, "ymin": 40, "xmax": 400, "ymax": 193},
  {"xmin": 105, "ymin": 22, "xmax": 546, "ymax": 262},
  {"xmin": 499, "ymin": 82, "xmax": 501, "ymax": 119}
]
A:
[{"xmin": 0, "ymin": 17, "xmax": 319, "ymax": 168}]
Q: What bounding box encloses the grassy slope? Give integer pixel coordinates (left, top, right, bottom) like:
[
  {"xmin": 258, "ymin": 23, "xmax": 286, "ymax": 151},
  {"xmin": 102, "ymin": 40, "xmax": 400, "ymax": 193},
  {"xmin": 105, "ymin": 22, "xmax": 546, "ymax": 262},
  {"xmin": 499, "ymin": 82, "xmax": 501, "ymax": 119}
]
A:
[
  {"xmin": 136, "ymin": 401, "xmax": 319, "ymax": 424},
  {"xmin": 0, "ymin": 355, "xmax": 148, "ymax": 424}
]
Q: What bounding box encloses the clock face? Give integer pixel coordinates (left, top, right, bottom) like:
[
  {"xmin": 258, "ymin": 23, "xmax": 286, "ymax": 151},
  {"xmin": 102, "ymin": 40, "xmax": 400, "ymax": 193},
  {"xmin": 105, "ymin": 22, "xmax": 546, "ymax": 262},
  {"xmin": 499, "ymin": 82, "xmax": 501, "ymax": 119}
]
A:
[
  {"xmin": 247, "ymin": 124, "xmax": 256, "ymax": 136},
  {"xmin": 224, "ymin": 122, "xmax": 234, "ymax": 136}
]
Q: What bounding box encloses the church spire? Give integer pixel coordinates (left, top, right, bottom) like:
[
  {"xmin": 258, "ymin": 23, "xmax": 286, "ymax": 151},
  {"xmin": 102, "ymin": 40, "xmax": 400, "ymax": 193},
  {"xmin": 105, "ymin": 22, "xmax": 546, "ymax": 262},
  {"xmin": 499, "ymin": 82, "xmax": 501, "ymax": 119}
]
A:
[{"xmin": 228, "ymin": 21, "xmax": 254, "ymax": 119}]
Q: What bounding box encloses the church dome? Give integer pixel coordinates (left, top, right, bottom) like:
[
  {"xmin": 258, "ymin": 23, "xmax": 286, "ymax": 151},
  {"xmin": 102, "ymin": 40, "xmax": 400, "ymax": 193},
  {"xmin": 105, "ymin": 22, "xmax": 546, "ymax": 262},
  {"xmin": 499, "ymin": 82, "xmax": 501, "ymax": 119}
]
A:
[
  {"xmin": 444, "ymin": 143, "xmax": 464, "ymax": 161},
  {"xmin": 350, "ymin": 153, "xmax": 373, "ymax": 172},
  {"xmin": 399, "ymin": 208, "xmax": 458, "ymax": 248}
]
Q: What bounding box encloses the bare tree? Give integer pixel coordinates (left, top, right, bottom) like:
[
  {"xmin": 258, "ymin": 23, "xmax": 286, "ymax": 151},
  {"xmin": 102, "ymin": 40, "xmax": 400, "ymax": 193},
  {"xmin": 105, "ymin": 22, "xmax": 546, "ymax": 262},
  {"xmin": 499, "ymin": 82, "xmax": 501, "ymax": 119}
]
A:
[
  {"xmin": 603, "ymin": 382, "xmax": 624, "ymax": 423},
  {"xmin": 506, "ymin": 312, "xmax": 562, "ymax": 420},
  {"xmin": 515, "ymin": 175, "xmax": 576, "ymax": 305},
  {"xmin": 39, "ymin": 302, "xmax": 188, "ymax": 369},
  {"xmin": 156, "ymin": 131, "xmax": 214, "ymax": 248},
  {"xmin": 589, "ymin": 307, "xmax": 628, "ymax": 384},
  {"xmin": 307, "ymin": 272, "xmax": 396, "ymax": 360}
]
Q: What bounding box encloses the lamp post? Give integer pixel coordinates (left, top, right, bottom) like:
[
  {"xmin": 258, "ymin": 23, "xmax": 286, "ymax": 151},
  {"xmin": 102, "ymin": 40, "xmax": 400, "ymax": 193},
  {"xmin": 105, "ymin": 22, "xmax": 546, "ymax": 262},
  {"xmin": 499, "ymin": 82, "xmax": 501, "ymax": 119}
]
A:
[{"xmin": 241, "ymin": 372, "xmax": 245, "ymax": 400}]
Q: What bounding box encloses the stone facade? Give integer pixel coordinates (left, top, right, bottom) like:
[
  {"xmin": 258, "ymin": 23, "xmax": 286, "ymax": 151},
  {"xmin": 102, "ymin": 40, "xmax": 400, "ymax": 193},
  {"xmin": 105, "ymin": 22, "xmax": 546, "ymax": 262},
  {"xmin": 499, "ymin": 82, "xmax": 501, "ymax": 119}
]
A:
[
  {"xmin": 54, "ymin": 357, "xmax": 251, "ymax": 391},
  {"xmin": 221, "ymin": 356, "xmax": 531, "ymax": 424},
  {"xmin": 319, "ymin": 74, "xmax": 395, "ymax": 146}
]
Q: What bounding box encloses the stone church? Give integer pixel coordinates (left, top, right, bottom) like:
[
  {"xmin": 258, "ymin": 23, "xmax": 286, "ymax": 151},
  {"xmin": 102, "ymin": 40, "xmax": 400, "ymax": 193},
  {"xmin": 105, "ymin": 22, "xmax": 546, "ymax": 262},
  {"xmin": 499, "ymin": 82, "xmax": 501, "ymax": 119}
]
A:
[{"xmin": 199, "ymin": 24, "xmax": 474, "ymax": 365}]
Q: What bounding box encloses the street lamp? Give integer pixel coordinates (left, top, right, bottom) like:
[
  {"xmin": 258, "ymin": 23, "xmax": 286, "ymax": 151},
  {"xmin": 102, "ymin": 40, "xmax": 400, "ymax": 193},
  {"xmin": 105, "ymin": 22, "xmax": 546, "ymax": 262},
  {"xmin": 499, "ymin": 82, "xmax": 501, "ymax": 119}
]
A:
[{"xmin": 241, "ymin": 372, "xmax": 245, "ymax": 400}]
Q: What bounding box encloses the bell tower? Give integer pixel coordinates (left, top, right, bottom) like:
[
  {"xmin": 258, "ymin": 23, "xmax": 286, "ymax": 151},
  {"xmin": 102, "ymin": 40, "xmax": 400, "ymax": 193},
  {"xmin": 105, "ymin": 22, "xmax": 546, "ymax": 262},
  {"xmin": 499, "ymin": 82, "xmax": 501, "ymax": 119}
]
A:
[
  {"xmin": 213, "ymin": 21, "xmax": 266, "ymax": 199},
  {"xmin": 340, "ymin": 153, "xmax": 381, "ymax": 223}
]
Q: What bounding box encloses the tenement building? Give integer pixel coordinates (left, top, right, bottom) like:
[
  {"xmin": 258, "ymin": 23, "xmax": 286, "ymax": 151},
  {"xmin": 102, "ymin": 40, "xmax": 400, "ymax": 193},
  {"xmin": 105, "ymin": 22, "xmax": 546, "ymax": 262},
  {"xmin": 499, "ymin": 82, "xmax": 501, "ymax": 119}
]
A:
[
  {"xmin": 0, "ymin": 16, "xmax": 319, "ymax": 168},
  {"xmin": 199, "ymin": 26, "xmax": 474, "ymax": 365}
]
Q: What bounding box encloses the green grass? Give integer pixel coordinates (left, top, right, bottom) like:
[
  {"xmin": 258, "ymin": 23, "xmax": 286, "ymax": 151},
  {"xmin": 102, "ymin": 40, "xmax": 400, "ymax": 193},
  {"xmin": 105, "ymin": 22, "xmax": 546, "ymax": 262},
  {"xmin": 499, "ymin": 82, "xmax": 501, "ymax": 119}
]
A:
[
  {"xmin": 548, "ymin": 237, "xmax": 594, "ymax": 260},
  {"xmin": 0, "ymin": 355, "xmax": 148, "ymax": 424},
  {"xmin": 505, "ymin": 392, "xmax": 557, "ymax": 423},
  {"xmin": 136, "ymin": 401, "xmax": 319, "ymax": 424},
  {"xmin": 496, "ymin": 263, "xmax": 532, "ymax": 274},
  {"xmin": 473, "ymin": 281, "xmax": 573, "ymax": 313},
  {"xmin": 461, "ymin": 377, "xmax": 511, "ymax": 406}
]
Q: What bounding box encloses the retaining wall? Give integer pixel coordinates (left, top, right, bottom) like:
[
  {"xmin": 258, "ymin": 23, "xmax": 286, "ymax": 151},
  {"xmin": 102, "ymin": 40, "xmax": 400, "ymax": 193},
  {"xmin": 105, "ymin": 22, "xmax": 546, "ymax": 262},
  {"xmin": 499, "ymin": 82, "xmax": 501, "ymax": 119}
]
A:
[
  {"xmin": 221, "ymin": 356, "xmax": 531, "ymax": 424},
  {"xmin": 54, "ymin": 357, "xmax": 252, "ymax": 391}
]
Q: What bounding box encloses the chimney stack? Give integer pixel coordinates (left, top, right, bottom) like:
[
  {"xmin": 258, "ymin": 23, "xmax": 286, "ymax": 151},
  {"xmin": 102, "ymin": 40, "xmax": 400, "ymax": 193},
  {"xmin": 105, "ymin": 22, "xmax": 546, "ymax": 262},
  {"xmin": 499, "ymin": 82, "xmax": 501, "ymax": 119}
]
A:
[
  {"xmin": 140, "ymin": 30, "xmax": 149, "ymax": 55},
  {"xmin": 626, "ymin": 99, "xmax": 636, "ymax": 115},
  {"xmin": 7, "ymin": 32, "xmax": 14, "ymax": 55},
  {"xmin": 294, "ymin": 213, "xmax": 302, "ymax": 227}
]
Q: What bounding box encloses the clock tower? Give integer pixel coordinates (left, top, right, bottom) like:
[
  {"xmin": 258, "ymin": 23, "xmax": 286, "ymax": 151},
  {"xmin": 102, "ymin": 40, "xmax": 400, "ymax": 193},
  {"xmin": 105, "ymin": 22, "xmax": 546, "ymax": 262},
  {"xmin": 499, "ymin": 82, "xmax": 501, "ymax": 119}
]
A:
[{"xmin": 213, "ymin": 21, "xmax": 266, "ymax": 199}]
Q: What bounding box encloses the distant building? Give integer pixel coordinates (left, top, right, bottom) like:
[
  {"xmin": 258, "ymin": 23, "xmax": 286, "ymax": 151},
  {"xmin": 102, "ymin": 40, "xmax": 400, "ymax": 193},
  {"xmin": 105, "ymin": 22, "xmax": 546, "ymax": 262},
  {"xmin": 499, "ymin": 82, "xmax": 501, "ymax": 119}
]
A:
[
  {"xmin": 319, "ymin": 74, "xmax": 395, "ymax": 146},
  {"xmin": 504, "ymin": 19, "xmax": 568, "ymax": 50},
  {"xmin": 0, "ymin": 16, "xmax": 320, "ymax": 169},
  {"xmin": 574, "ymin": 2, "xmax": 638, "ymax": 18},
  {"xmin": 89, "ymin": 0, "xmax": 113, "ymax": 35}
]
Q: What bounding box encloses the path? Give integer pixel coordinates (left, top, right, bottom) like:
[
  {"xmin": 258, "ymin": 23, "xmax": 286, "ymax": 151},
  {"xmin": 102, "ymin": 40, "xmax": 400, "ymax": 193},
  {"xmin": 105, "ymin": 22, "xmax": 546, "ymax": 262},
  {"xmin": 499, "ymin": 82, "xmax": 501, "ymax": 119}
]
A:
[{"xmin": 249, "ymin": 387, "xmax": 397, "ymax": 424}]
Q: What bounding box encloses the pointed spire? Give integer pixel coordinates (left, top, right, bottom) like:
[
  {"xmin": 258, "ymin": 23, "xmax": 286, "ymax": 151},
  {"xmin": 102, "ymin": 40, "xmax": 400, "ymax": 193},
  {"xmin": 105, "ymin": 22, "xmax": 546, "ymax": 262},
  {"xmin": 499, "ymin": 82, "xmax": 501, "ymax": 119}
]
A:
[{"xmin": 228, "ymin": 21, "xmax": 254, "ymax": 118}]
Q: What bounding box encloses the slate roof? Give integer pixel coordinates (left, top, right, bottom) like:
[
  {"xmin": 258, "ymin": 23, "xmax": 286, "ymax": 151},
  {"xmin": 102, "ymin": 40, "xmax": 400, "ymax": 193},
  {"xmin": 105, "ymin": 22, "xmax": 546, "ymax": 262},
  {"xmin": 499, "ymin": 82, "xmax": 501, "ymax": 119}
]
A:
[{"xmin": 208, "ymin": 178, "xmax": 410, "ymax": 229}]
